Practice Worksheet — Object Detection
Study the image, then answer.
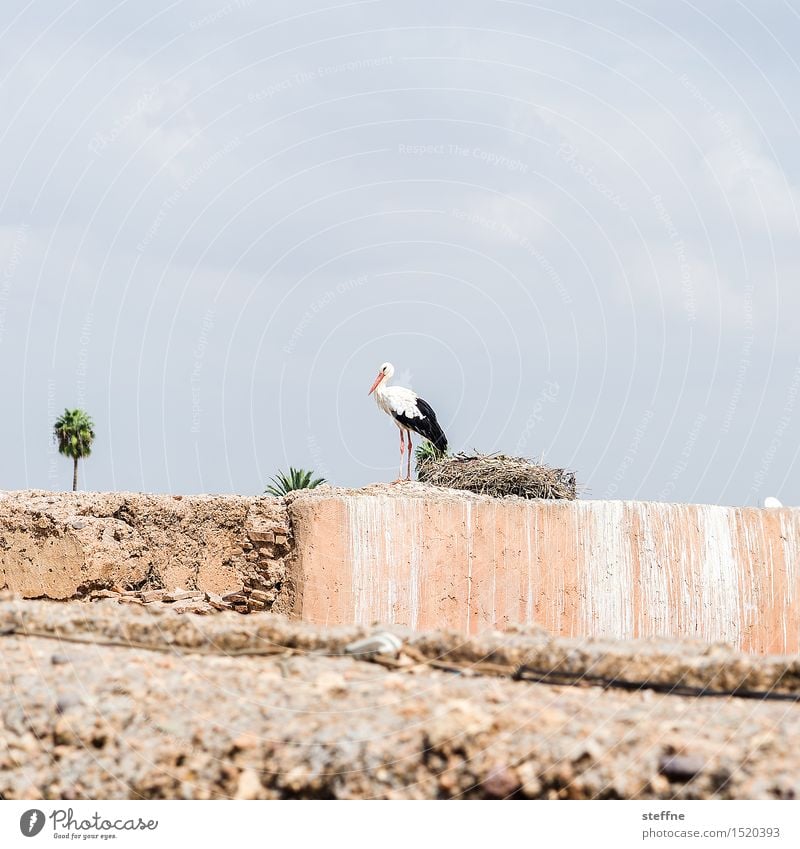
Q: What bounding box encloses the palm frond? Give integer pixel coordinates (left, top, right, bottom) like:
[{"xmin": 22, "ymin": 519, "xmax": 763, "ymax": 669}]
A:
[
  {"xmin": 53, "ymin": 408, "xmax": 96, "ymax": 459},
  {"xmin": 265, "ymin": 467, "xmax": 327, "ymax": 496}
]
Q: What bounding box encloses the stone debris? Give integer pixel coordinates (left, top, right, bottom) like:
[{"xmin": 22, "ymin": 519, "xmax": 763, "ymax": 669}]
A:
[
  {"xmin": 139, "ymin": 590, "xmax": 164, "ymax": 604},
  {"xmin": 162, "ymin": 588, "xmax": 204, "ymax": 603},
  {"xmin": 659, "ymin": 753, "xmax": 707, "ymax": 782},
  {"xmin": 248, "ymin": 528, "xmax": 275, "ymax": 543},
  {"xmin": 1, "ymin": 600, "xmax": 798, "ymax": 800},
  {"xmin": 248, "ymin": 590, "xmax": 271, "ymax": 605},
  {"xmin": 222, "ymin": 592, "xmax": 248, "ymax": 605},
  {"xmin": 481, "ymin": 765, "xmax": 522, "ymax": 798},
  {"xmin": 345, "ymin": 632, "xmax": 403, "ymax": 658},
  {"xmin": 235, "ymin": 769, "xmax": 263, "ymax": 801},
  {"xmin": 206, "ymin": 592, "xmax": 229, "ymax": 611},
  {"xmin": 80, "ymin": 584, "xmax": 278, "ymax": 616},
  {"xmin": 172, "ymin": 601, "xmax": 213, "ymax": 615}
]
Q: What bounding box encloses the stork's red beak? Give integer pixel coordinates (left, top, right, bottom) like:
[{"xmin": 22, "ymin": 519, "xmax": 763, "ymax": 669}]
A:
[{"xmin": 368, "ymin": 372, "xmax": 384, "ymax": 395}]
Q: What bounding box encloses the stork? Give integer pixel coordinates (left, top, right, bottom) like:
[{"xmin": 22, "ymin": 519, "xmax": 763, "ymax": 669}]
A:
[{"xmin": 368, "ymin": 362, "xmax": 448, "ymax": 481}]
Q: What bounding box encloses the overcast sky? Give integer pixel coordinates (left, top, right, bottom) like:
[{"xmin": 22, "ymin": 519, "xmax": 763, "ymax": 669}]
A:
[{"xmin": 1, "ymin": 0, "xmax": 798, "ymax": 505}]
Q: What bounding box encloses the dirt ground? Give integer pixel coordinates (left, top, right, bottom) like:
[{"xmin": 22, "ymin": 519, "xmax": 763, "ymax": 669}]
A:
[{"xmin": 1, "ymin": 597, "xmax": 799, "ymax": 800}]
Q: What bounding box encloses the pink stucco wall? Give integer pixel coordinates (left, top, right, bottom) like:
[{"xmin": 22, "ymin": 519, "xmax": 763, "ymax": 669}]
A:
[{"xmin": 290, "ymin": 488, "xmax": 800, "ymax": 654}]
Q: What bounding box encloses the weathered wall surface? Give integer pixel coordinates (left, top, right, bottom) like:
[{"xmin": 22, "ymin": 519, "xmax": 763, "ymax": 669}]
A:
[
  {"xmin": 289, "ymin": 486, "xmax": 800, "ymax": 654},
  {"xmin": 2, "ymin": 486, "xmax": 799, "ymax": 653},
  {"xmin": 0, "ymin": 491, "xmax": 293, "ymax": 611}
]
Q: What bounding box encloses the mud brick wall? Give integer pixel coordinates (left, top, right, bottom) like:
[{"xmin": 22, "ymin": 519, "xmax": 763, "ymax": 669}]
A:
[
  {"xmin": 0, "ymin": 491, "xmax": 293, "ymax": 614},
  {"xmin": 3, "ymin": 486, "xmax": 799, "ymax": 653}
]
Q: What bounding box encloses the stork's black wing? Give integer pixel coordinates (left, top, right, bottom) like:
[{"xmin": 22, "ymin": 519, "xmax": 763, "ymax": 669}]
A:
[{"xmin": 393, "ymin": 397, "xmax": 448, "ymax": 452}]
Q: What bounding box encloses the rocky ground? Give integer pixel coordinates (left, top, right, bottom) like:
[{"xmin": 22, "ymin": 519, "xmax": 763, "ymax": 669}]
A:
[{"xmin": 1, "ymin": 598, "xmax": 799, "ymax": 800}]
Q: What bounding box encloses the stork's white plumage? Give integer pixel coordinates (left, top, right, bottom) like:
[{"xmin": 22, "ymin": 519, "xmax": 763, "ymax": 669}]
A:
[{"xmin": 368, "ymin": 362, "xmax": 448, "ymax": 481}]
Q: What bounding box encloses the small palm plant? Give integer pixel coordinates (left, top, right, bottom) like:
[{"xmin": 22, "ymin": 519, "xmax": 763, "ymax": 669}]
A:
[
  {"xmin": 415, "ymin": 440, "xmax": 447, "ymax": 478},
  {"xmin": 265, "ymin": 467, "xmax": 326, "ymax": 497},
  {"xmin": 53, "ymin": 408, "xmax": 96, "ymax": 491}
]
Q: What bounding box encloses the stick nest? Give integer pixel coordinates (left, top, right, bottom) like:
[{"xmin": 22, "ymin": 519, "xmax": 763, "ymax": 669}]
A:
[{"xmin": 417, "ymin": 452, "xmax": 577, "ymax": 500}]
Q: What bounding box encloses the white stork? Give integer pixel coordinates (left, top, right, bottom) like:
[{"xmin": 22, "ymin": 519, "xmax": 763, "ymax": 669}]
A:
[{"xmin": 368, "ymin": 362, "xmax": 448, "ymax": 481}]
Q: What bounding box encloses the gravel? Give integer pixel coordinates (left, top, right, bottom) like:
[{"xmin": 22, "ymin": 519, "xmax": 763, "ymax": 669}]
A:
[{"xmin": 1, "ymin": 599, "xmax": 799, "ymax": 800}]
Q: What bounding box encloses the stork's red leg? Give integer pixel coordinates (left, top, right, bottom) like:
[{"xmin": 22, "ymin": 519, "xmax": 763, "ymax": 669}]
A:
[
  {"xmin": 397, "ymin": 428, "xmax": 406, "ymax": 482},
  {"xmin": 406, "ymin": 431, "xmax": 413, "ymax": 480}
]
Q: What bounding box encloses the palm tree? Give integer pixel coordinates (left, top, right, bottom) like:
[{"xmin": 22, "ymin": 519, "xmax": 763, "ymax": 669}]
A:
[
  {"xmin": 265, "ymin": 467, "xmax": 326, "ymax": 497},
  {"xmin": 54, "ymin": 408, "xmax": 95, "ymax": 491}
]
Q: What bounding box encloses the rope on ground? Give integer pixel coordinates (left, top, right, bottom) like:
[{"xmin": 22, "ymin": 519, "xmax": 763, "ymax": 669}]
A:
[{"xmin": 3, "ymin": 624, "xmax": 799, "ymax": 703}]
